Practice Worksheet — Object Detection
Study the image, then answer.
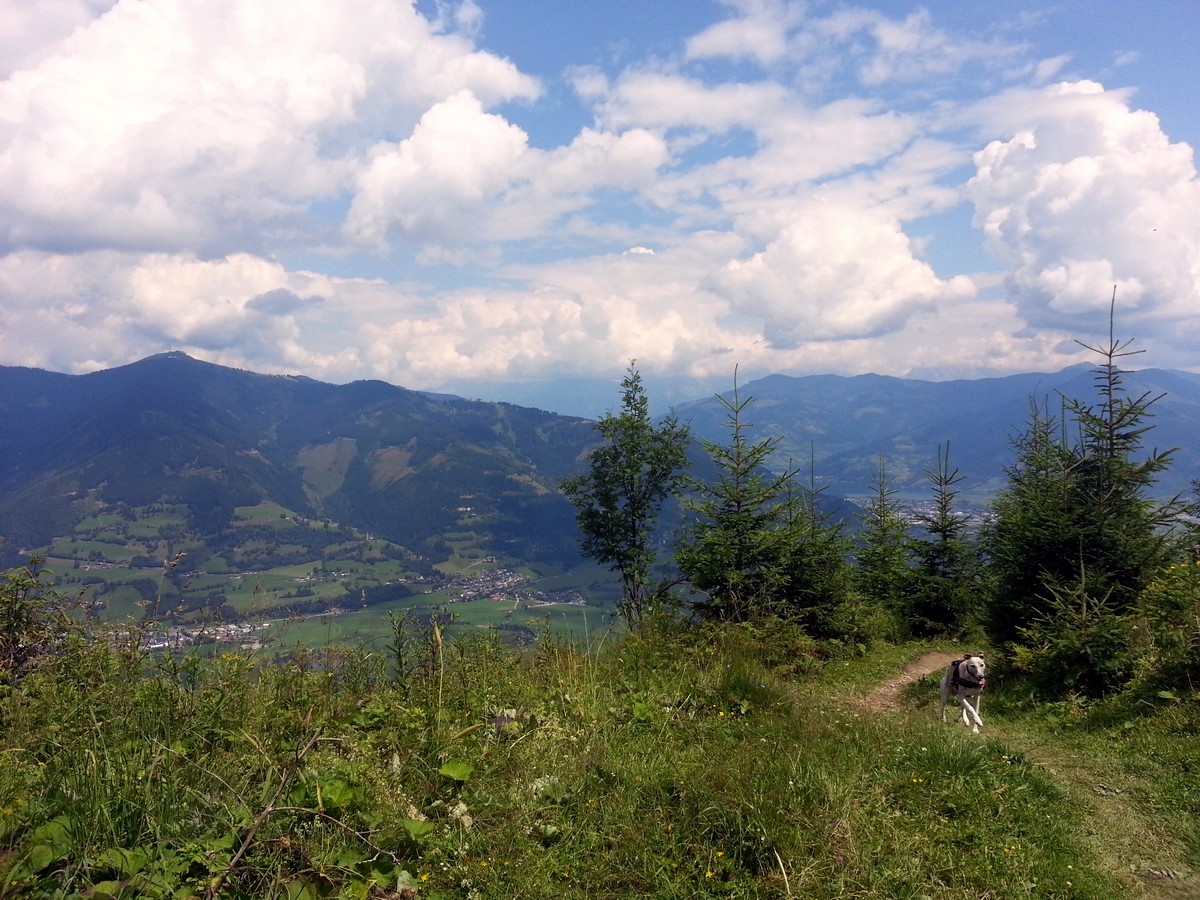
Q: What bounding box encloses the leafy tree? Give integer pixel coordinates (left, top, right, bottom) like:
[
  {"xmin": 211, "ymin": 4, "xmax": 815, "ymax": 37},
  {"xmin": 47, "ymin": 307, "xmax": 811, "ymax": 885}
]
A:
[
  {"xmin": 905, "ymin": 444, "xmax": 978, "ymax": 636},
  {"xmin": 560, "ymin": 364, "xmax": 691, "ymax": 627},
  {"xmin": 983, "ymin": 302, "xmax": 1178, "ymax": 658}
]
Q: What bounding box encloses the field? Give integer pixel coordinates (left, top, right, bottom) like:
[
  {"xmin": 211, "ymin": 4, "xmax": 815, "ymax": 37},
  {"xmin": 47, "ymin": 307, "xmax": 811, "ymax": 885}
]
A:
[
  {"xmin": 31, "ymin": 497, "xmax": 622, "ymax": 649},
  {"xmin": 3, "ymin": 616, "xmax": 1196, "ymax": 897}
]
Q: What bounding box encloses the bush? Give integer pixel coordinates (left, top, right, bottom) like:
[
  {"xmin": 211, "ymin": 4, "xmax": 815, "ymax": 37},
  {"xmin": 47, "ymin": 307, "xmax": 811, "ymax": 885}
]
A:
[
  {"xmin": 1132, "ymin": 559, "xmax": 1200, "ymax": 692},
  {"xmin": 0, "ymin": 558, "xmax": 79, "ymax": 685},
  {"xmin": 1007, "ymin": 580, "xmax": 1134, "ymax": 698}
]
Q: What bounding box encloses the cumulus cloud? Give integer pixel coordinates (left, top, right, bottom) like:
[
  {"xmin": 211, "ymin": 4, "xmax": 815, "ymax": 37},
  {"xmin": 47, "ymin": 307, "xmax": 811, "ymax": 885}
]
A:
[
  {"xmin": 345, "ymin": 99, "xmax": 669, "ymax": 249},
  {"xmin": 0, "ymin": 250, "xmax": 333, "ymax": 371},
  {"xmin": 714, "ymin": 203, "xmax": 975, "ymax": 344},
  {"xmin": 0, "ymin": 1, "xmax": 1196, "ymax": 405},
  {"xmin": 0, "ymin": 0, "xmax": 115, "ymax": 78},
  {"xmin": 0, "ymin": 0, "xmax": 538, "ymax": 255},
  {"xmin": 345, "ymin": 90, "xmax": 531, "ymax": 247},
  {"xmin": 968, "ymin": 80, "xmax": 1200, "ymax": 343}
]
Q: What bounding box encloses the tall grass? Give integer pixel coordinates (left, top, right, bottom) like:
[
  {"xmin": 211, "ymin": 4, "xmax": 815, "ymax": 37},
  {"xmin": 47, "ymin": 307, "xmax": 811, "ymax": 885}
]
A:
[{"xmin": 0, "ymin": 618, "xmax": 1147, "ymax": 898}]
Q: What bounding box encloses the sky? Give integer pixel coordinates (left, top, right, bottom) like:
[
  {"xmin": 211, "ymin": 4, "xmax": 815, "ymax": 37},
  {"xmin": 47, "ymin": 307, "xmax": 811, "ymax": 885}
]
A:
[{"xmin": 1, "ymin": 0, "xmax": 1198, "ymax": 416}]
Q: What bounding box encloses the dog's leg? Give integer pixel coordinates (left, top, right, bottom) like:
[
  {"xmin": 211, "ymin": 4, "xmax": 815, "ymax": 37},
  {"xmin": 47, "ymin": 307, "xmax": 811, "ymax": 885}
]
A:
[
  {"xmin": 963, "ymin": 695, "xmax": 984, "ymax": 733},
  {"xmin": 939, "ymin": 682, "xmax": 949, "ymax": 723}
]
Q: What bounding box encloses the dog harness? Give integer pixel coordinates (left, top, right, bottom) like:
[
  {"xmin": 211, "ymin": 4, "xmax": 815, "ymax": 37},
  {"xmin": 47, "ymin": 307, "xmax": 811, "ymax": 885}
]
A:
[{"xmin": 950, "ymin": 659, "xmax": 985, "ymax": 695}]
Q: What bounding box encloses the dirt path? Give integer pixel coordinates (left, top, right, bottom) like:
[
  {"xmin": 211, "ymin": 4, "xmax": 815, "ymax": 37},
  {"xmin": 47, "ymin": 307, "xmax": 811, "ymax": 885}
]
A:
[
  {"xmin": 857, "ymin": 650, "xmax": 958, "ymax": 714},
  {"xmin": 853, "ymin": 650, "xmax": 1195, "ymax": 899}
]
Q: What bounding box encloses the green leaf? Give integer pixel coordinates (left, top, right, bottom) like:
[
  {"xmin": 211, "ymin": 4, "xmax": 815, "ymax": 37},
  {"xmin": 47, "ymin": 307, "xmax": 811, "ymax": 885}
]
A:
[
  {"xmin": 284, "ymin": 880, "xmax": 320, "ymax": 900},
  {"xmin": 319, "ymin": 775, "xmax": 357, "ymax": 809},
  {"xmin": 28, "ymin": 815, "xmax": 73, "ymax": 853},
  {"xmin": 83, "ymin": 880, "xmax": 125, "ymax": 899},
  {"xmin": 401, "ymin": 819, "xmax": 435, "ymax": 840},
  {"xmin": 438, "ymin": 760, "xmax": 474, "ymax": 783},
  {"xmin": 13, "ymin": 843, "xmax": 57, "ymax": 878},
  {"xmin": 97, "ymin": 846, "xmax": 152, "ymax": 877}
]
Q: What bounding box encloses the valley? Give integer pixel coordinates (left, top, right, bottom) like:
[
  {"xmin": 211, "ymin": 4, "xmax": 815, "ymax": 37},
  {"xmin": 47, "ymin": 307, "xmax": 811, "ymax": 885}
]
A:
[{"xmin": 31, "ymin": 494, "xmax": 619, "ymax": 650}]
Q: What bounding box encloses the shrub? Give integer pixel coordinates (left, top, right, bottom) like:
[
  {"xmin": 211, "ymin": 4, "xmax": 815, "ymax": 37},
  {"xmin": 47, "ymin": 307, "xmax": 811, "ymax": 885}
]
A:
[
  {"xmin": 1007, "ymin": 579, "xmax": 1135, "ymax": 698},
  {"xmin": 0, "ymin": 558, "xmax": 79, "ymax": 685},
  {"xmin": 1132, "ymin": 559, "xmax": 1200, "ymax": 692}
]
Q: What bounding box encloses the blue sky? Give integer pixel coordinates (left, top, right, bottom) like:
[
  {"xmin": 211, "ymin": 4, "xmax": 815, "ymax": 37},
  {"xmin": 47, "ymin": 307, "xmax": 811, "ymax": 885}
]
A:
[{"xmin": 1, "ymin": 0, "xmax": 1197, "ymax": 415}]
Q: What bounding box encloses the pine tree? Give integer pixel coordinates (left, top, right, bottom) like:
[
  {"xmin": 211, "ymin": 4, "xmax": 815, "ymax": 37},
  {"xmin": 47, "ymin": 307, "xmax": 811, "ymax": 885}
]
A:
[
  {"xmin": 906, "ymin": 443, "xmax": 978, "ymax": 636},
  {"xmin": 854, "ymin": 456, "xmax": 912, "ymax": 620},
  {"xmin": 674, "ymin": 377, "xmax": 797, "ymax": 622},
  {"xmin": 983, "ymin": 298, "xmax": 1178, "ymax": 653}
]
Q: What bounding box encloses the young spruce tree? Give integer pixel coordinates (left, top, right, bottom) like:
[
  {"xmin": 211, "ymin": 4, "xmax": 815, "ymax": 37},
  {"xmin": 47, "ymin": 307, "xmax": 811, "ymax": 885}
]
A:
[
  {"xmin": 982, "ymin": 300, "xmax": 1178, "ymax": 660},
  {"xmin": 674, "ymin": 379, "xmax": 794, "ymax": 622},
  {"xmin": 854, "ymin": 456, "xmax": 912, "ymax": 624},
  {"xmin": 906, "ymin": 443, "xmax": 978, "ymax": 637}
]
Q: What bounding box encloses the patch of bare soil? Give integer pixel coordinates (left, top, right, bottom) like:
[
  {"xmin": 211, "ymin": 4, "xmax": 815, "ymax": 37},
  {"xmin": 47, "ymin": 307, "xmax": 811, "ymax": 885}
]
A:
[
  {"xmin": 857, "ymin": 650, "xmax": 958, "ymax": 714},
  {"xmin": 852, "ymin": 650, "xmax": 1195, "ymax": 898}
]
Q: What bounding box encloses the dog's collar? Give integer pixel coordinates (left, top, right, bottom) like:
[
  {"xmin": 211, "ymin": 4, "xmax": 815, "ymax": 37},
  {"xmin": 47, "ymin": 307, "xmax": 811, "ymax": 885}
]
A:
[{"xmin": 952, "ymin": 660, "xmax": 985, "ymax": 691}]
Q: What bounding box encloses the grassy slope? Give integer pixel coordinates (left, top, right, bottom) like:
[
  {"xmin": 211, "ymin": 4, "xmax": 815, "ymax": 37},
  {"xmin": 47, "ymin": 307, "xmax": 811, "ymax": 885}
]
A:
[{"xmin": 1, "ymin": 627, "xmax": 1196, "ymax": 898}]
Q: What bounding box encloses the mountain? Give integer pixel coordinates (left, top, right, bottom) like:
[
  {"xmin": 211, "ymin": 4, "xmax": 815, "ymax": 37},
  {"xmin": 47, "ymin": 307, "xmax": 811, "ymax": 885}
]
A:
[
  {"xmin": 3, "ymin": 352, "xmax": 1196, "ymax": 595},
  {"xmin": 0, "ymin": 352, "xmax": 600, "ymax": 569},
  {"xmin": 675, "ymin": 366, "xmax": 1200, "ymax": 499}
]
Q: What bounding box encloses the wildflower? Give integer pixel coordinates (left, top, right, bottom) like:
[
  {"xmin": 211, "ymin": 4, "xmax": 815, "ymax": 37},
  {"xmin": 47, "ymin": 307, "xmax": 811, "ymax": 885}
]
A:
[{"xmin": 706, "ymin": 870, "xmax": 714, "ymax": 879}]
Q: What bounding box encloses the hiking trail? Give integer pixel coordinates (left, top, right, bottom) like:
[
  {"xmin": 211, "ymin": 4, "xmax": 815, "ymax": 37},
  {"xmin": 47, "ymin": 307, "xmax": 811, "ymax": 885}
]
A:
[{"xmin": 852, "ymin": 650, "xmax": 1195, "ymax": 900}]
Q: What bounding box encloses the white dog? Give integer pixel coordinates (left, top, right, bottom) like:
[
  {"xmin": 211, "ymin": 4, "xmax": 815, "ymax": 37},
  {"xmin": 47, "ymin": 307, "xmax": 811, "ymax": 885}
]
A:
[{"xmin": 939, "ymin": 654, "xmax": 987, "ymax": 733}]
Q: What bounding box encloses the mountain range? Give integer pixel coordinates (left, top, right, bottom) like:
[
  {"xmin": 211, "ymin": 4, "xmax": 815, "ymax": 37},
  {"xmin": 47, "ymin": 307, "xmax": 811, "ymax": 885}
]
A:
[
  {"xmin": 0, "ymin": 352, "xmax": 598, "ymax": 570},
  {"xmin": 673, "ymin": 365, "xmax": 1200, "ymax": 500},
  {"xmin": 2, "ymin": 352, "xmax": 1197, "ymax": 576}
]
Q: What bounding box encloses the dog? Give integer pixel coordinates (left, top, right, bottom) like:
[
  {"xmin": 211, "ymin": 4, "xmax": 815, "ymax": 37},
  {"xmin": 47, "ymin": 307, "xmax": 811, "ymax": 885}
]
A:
[{"xmin": 939, "ymin": 653, "xmax": 987, "ymax": 733}]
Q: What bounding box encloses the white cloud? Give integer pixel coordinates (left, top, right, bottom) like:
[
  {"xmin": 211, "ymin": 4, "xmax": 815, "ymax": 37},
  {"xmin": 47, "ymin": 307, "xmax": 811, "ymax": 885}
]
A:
[
  {"xmin": 714, "ymin": 203, "xmax": 975, "ymax": 344},
  {"xmin": 593, "ymin": 69, "xmax": 789, "ymax": 133},
  {"xmin": 0, "ymin": 0, "xmax": 538, "ymax": 254},
  {"xmin": 812, "ymin": 5, "xmax": 1021, "ymax": 88},
  {"xmin": 345, "ymin": 90, "xmax": 531, "ymax": 247},
  {"xmin": 968, "ymin": 80, "xmax": 1200, "ymax": 345},
  {"xmin": 685, "ymin": 0, "xmax": 800, "ymax": 66},
  {"xmin": 1, "ymin": 1, "xmax": 1196, "ymax": 407}
]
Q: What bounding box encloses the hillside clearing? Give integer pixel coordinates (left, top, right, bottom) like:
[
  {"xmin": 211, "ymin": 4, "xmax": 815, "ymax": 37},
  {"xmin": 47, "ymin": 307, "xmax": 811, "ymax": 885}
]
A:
[{"xmin": 837, "ymin": 648, "xmax": 1196, "ymax": 899}]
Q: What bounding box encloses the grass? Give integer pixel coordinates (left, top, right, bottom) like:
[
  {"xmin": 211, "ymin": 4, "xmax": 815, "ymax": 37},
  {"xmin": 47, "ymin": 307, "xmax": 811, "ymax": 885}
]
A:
[
  {"xmin": 3, "ymin": 617, "xmax": 1178, "ymax": 898},
  {"xmin": 896, "ymin": 658, "xmax": 1200, "ymax": 896}
]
